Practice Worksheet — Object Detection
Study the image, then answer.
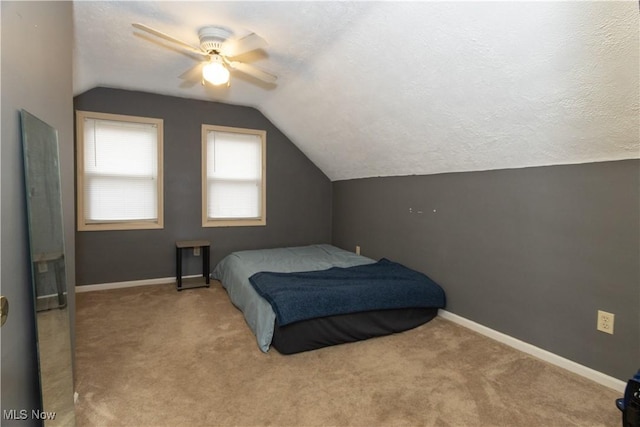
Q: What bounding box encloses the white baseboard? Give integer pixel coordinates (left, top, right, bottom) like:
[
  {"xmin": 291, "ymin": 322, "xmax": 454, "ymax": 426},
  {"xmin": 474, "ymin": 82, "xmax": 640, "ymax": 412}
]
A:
[
  {"xmin": 37, "ymin": 292, "xmax": 67, "ymax": 299},
  {"xmin": 75, "ymin": 275, "xmax": 201, "ymax": 293},
  {"xmin": 438, "ymin": 309, "xmax": 626, "ymax": 393}
]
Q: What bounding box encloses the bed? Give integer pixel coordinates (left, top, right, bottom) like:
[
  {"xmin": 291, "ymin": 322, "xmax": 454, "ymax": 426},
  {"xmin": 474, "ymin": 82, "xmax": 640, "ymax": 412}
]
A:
[{"xmin": 211, "ymin": 244, "xmax": 445, "ymax": 354}]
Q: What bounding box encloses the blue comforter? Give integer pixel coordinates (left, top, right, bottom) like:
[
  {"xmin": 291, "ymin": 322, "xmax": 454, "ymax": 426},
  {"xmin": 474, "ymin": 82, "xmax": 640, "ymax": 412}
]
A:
[{"xmin": 249, "ymin": 258, "xmax": 446, "ymax": 326}]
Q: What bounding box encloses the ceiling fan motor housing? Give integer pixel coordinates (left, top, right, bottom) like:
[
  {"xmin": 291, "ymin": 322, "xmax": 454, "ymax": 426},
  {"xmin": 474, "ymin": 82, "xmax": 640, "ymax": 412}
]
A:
[{"xmin": 198, "ymin": 26, "xmax": 232, "ymax": 53}]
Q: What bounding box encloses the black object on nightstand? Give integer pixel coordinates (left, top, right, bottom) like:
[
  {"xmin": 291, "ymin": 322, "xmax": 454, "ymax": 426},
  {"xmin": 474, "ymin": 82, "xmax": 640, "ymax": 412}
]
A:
[{"xmin": 175, "ymin": 240, "xmax": 210, "ymax": 291}]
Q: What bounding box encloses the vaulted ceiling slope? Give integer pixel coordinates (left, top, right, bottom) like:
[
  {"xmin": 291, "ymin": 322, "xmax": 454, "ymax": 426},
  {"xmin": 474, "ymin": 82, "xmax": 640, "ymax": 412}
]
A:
[{"xmin": 74, "ymin": 1, "xmax": 639, "ymax": 181}]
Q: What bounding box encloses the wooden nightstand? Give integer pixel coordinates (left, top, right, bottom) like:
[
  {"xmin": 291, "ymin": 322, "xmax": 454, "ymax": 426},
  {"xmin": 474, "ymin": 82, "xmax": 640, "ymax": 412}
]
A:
[{"xmin": 175, "ymin": 240, "xmax": 210, "ymax": 291}]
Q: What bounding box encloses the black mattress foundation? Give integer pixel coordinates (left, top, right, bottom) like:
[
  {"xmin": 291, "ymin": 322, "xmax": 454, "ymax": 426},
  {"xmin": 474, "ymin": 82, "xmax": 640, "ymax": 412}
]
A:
[{"xmin": 271, "ymin": 307, "xmax": 438, "ymax": 354}]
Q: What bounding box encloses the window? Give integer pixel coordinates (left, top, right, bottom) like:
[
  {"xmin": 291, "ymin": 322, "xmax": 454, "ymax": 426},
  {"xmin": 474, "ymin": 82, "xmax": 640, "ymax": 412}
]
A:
[
  {"xmin": 202, "ymin": 125, "xmax": 266, "ymax": 227},
  {"xmin": 76, "ymin": 111, "xmax": 163, "ymax": 231}
]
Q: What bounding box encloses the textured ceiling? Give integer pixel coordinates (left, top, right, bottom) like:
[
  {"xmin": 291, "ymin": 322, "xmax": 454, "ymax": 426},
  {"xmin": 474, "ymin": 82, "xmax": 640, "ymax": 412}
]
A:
[{"xmin": 74, "ymin": 1, "xmax": 639, "ymax": 181}]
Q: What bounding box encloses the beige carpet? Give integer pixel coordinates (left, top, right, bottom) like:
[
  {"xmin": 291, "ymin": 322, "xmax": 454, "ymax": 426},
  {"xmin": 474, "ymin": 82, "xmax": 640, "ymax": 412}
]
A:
[{"xmin": 75, "ymin": 282, "xmax": 620, "ymax": 427}]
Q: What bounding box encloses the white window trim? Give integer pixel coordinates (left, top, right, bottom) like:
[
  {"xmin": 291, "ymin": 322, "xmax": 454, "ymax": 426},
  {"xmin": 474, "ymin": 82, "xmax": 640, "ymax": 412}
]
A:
[
  {"xmin": 76, "ymin": 110, "xmax": 164, "ymax": 231},
  {"xmin": 201, "ymin": 124, "xmax": 266, "ymax": 227}
]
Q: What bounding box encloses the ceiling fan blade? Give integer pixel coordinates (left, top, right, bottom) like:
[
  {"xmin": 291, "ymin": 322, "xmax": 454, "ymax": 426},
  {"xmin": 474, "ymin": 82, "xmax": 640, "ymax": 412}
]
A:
[
  {"xmin": 132, "ymin": 23, "xmax": 205, "ymax": 56},
  {"xmin": 179, "ymin": 62, "xmax": 205, "ymax": 87},
  {"xmin": 228, "ymin": 61, "xmax": 277, "ymax": 84},
  {"xmin": 222, "ymin": 33, "xmax": 268, "ymax": 58}
]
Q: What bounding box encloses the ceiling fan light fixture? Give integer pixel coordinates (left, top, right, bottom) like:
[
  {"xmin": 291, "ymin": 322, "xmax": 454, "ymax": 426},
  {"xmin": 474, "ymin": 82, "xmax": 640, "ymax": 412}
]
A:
[
  {"xmin": 132, "ymin": 23, "xmax": 277, "ymax": 87},
  {"xmin": 202, "ymin": 56, "xmax": 230, "ymax": 86}
]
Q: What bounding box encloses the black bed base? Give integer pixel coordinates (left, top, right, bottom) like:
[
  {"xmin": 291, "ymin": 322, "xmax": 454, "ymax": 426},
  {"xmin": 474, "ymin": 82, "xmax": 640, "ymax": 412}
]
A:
[{"xmin": 271, "ymin": 307, "xmax": 439, "ymax": 355}]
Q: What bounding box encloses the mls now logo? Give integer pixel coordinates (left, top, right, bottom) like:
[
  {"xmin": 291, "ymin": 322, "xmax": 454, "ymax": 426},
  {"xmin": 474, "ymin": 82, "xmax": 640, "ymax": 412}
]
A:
[
  {"xmin": 3, "ymin": 409, "xmax": 56, "ymax": 420},
  {"xmin": 3, "ymin": 410, "xmax": 28, "ymax": 420}
]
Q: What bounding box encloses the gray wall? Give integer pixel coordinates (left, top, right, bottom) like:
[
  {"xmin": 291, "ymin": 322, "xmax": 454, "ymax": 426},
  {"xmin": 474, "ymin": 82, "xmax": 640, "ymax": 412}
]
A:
[
  {"xmin": 74, "ymin": 88, "xmax": 332, "ymax": 285},
  {"xmin": 1, "ymin": 0, "xmax": 75, "ymax": 422},
  {"xmin": 332, "ymin": 160, "xmax": 640, "ymax": 381}
]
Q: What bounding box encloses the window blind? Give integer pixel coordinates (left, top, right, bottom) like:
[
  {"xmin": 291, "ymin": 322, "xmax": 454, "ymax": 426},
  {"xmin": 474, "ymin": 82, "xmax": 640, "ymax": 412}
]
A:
[
  {"xmin": 206, "ymin": 131, "xmax": 262, "ymax": 219},
  {"xmin": 83, "ymin": 118, "xmax": 159, "ymax": 222}
]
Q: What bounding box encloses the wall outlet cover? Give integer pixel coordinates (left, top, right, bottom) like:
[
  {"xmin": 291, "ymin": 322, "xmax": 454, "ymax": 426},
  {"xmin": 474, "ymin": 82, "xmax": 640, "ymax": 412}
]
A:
[{"xmin": 597, "ymin": 310, "xmax": 615, "ymax": 334}]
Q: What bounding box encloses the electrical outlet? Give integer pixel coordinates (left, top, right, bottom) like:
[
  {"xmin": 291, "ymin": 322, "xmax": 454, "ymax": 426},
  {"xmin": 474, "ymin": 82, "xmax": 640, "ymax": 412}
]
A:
[
  {"xmin": 597, "ymin": 310, "xmax": 615, "ymax": 334},
  {"xmin": 355, "ymin": 245, "xmax": 361, "ymax": 255},
  {"xmin": 193, "ymin": 247, "xmax": 200, "ymax": 256}
]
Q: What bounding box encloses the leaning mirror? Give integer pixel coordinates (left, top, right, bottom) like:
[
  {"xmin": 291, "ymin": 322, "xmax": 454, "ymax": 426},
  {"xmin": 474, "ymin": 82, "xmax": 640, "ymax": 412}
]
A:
[{"xmin": 21, "ymin": 110, "xmax": 76, "ymax": 426}]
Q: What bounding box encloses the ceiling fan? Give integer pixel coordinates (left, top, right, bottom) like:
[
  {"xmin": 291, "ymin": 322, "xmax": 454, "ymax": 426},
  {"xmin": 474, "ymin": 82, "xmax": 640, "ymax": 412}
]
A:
[{"xmin": 132, "ymin": 23, "xmax": 277, "ymax": 87}]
